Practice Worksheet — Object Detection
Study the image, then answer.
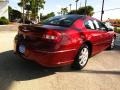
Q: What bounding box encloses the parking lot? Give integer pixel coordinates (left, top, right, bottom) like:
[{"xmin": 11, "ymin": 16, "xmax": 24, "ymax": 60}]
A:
[{"xmin": 0, "ymin": 25, "xmax": 120, "ymax": 90}]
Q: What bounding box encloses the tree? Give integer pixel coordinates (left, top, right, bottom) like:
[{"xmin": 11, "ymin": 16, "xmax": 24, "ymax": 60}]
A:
[
  {"xmin": 8, "ymin": 6, "xmax": 22, "ymax": 21},
  {"xmin": 40, "ymin": 12, "xmax": 55, "ymax": 21},
  {"xmin": 61, "ymin": 7, "xmax": 68, "ymax": 15},
  {"xmin": 18, "ymin": 0, "xmax": 45, "ymax": 20},
  {"xmin": 69, "ymin": 6, "xmax": 94, "ymax": 16}
]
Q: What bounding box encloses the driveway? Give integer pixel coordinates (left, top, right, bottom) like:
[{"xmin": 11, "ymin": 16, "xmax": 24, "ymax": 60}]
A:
[{"xmin": 0, "ymin": 26, "xmax": 120, "ymax": 90}]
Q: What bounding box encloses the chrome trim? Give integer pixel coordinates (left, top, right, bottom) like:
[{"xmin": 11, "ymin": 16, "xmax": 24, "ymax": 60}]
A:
[{"xmin": 35, "ymin": 49, "xmax": 76, "ymax": 53}]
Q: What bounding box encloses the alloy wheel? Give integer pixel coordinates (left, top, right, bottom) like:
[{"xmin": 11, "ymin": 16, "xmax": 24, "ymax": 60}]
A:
[
  {"xmin": 111, "ymin": 38, "xmax": 115, "ymax": 49},
  {"xmin": 78, "ymin": 47, "xmax": 89, "ymax": 66}
]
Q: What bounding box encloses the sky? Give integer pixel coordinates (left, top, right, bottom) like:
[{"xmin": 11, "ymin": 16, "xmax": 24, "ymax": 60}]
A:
[{"xmin": 9, "ymin": 0, "xmax": 120, "ymax": 20}]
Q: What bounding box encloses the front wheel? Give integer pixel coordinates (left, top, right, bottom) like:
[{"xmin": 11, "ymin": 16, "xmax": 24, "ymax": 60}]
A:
[
  {"xmin": 107, "ymin": 38, "xmax": 115, "ymax": 50},
  {"xmin": 71, "ymin": 45, "xmax": 89, "ymax": 70}
]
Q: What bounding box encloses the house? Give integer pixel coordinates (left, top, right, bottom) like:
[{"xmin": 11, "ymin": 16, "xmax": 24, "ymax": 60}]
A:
[{"xmin": 0, "ymin": 0, "xmax": 9, "ymax": 19}]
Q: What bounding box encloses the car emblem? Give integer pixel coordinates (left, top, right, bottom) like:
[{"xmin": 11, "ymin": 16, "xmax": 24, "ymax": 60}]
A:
[{"xmin": 23, "ymin": 27, "xmax": 29, "ymax": 32}]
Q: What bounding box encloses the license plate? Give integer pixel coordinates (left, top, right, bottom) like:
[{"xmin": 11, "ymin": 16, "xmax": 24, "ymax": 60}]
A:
[{"xmin": 19, "ymin": 45, "xmax": 25, "ymax": 54}]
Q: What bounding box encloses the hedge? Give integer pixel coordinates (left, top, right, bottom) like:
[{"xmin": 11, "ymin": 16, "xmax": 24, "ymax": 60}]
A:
[
  {"xmin": 114, "ymin": 27, "xmax": 120, "ymax": 33},
  {"xmin": 0, "ymin": 17, "xmax": 9, "ymax": 25}
]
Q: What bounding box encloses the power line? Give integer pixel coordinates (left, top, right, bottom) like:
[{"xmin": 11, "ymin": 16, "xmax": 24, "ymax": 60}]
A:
[{"xmin": 95, "ymin": 8, "xmax": 120, "ymax": 13}]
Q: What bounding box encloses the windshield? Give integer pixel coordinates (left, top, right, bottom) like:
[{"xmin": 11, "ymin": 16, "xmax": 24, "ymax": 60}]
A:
[{"xmin": 43, "ymin": 15, "xmax": 81, "ymax": 27}]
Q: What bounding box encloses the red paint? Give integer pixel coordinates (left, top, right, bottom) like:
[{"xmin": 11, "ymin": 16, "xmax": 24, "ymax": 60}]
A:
[{"xmin": 14, "ymin": 15, "xmax": 116, "ymax": 67}]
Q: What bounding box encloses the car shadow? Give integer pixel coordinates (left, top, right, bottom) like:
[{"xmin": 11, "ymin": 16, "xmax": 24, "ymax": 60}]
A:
[
  {"xmin": 0, "ymin": 50, "xmax": 59, "ymax": 90},
  {"xmin": 70, "ymin": 69, "xmax": 120, "ymax": 75},
  {"xmin": 0, "ymin": 50, "xmax": 120, "ymax": 90}
]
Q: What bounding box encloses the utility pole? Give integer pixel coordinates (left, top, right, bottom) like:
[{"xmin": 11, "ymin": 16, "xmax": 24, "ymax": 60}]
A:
[
  {"xmin": 101, "ymin": 0, "xmax": 105, "ymax": 21},
  {"xmin": 75, "ymin": 0, "xmax": 79, "ymax": 13},
  {"xmin": 23, "ymin": 0, "xmax": 25, "ymax": 24},
  {"xmin": 85, "ymin": 0, "xmax": 87, "ymax": 15},
  {"xmin": 80, "ymin": 3, "xmax": 81, "ymax": 8},
  {"xmin": 69, "ymin": 4, "xmax": 72, "ymax": 12}
]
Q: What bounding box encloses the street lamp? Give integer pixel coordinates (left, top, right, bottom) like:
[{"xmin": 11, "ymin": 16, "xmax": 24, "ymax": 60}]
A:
[
  {"xmin": 75, "ymin": 0, "xmax": 79, "ymax": 12},
  {"xmin": 69, "ymin": 4, "xmax": 72, "ymax": 12},
  {"xmin": 80, "ymin": 3, "xmax": 81, "ymax": 8},
  {"xmin": 23, "ymin": 0, "xmax": 25, "ymax": 24},
  {"xmin": 101, "ymin": 0, "xmax": 105, "ymax": 21}
]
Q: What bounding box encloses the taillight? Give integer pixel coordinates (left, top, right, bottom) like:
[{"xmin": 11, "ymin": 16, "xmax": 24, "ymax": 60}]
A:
[{"xmin": 42, "ymin": 30, "xmax": 62, "ymax": 42}]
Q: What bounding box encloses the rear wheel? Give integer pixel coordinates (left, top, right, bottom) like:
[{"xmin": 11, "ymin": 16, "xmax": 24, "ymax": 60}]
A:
[{"xmin": 71, "ymin": 45, "xmax": 89, "ymax": 70}]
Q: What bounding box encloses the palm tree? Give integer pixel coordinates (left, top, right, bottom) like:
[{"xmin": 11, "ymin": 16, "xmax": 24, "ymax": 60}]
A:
[
  {"xmin": 61, "ymin": 7, "xmax": 68, "ymax": 15},
  {"xmin": 18, "ymin": 0, "xmax": 45, "ymax": 21}
]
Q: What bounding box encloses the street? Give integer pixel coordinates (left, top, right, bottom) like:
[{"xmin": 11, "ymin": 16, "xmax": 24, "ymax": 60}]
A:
[{"xmin": 0, "ymin": 26, "xmax": 120, "ymax": 90}]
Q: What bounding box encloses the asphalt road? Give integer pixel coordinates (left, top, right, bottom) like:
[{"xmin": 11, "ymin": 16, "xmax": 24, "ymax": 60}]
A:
[{"xmin": 0, "ymin": 27, "xmax": 120, "ymax": 90}]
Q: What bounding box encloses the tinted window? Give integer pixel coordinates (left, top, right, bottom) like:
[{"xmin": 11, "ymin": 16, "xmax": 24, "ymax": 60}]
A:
[
  {"xmin": 93, "ymin": 20, "xmax": 107, "ymax": 30},
  {"xmin": 43, "ymin": 15, "xmax": 82, "ymax": 27},
  {"xmin": 85, "ymin": 20, "xmax": 95, "ymax": 30},
  {"xmin": 93, "ymin": 20, "xmax": 99, "ymax": 29}
]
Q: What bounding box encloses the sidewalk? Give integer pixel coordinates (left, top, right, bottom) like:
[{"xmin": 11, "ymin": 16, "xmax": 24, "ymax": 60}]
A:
[{"xmin": 0, "ymin": 23, "xmax": 19, "ymax": 31}]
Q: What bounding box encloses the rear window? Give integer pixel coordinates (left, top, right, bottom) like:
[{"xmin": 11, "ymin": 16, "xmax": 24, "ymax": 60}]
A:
[{"xmin": 43, "ymin": 15, "xmax": 83, "ymax": 27}]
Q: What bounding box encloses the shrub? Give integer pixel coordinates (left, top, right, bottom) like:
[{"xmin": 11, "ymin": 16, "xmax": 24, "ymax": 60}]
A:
[
  {"xmin": 114, "ymin": 27, "xmax": 120, "ymax": 33},
  {"xmin": 0, "ymin": 17, "xmax": 9, "ymax": 25}
]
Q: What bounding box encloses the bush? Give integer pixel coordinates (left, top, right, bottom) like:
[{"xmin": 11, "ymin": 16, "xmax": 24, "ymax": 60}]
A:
[
  {"xmin": 0, "ymin": 17, "xmax": 9, "ymax": 25},
  {"xmin": 114, "ymin": 27, "xmax": 120, "ymax": 33}
]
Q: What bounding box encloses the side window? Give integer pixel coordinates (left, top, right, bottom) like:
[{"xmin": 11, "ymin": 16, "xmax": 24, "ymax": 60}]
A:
[
  {"xmin": 85, "ymin": 20, "xmax": 95, "ymax": 30},
  {"xmin": 93, "ymin": 20, "xmax": 107, "ymax": 31},
  {"xmin": 93, "ymin": 20, "xmax": 99, "ymax": 29}
]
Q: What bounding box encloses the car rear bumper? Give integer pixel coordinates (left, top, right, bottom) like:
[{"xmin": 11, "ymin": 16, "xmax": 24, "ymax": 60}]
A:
[{"xmin": 14, "ymin": 42, "xmax": 77, "ymax": 67}]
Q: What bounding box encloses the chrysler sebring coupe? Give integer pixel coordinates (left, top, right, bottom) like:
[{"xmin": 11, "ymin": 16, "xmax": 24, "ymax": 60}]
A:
[{"xmin": 14, "ymin": 15, "xmax": 116, "ymax": 70}]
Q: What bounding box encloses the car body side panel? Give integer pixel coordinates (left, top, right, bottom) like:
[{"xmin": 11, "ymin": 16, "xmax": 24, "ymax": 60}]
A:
[{"xmin": 14, "ymin": 15, "xmax": 115, "ymax": 67}]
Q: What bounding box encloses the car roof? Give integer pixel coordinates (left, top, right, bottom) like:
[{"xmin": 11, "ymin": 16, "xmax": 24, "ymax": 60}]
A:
[
  {"xmin": 55, "ymin": 14, "xmax": 87, "ymax": 20},
  {"xmin": 61, "ymin": 14, "xmax": 100, "ymax": 21}
]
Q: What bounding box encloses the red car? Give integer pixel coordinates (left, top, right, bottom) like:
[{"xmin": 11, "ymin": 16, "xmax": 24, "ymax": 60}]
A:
[{"xmin": 14, "ymin": 15, "xmax": 116, "ymax": 70}]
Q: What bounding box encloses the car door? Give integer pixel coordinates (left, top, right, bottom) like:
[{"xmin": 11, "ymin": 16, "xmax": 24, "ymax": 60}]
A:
[
  {"xmin": 93, "ymin": 20, "xmax": 111, "ymax": 50},
  {"xmin": 84, "ymin": 19, "xmax": 105, "ymax": 54}
]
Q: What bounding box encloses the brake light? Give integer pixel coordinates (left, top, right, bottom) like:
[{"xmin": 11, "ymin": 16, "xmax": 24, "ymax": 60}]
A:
[{"xmin": 42, "ymin": 30, "xmax": 62, "ymax": 42}]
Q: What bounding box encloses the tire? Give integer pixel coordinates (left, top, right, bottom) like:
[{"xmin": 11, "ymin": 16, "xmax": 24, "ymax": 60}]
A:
[
  {"xmin": 107, "ymin": 38, "xmax": 115, "ymax": 50},
  {"xmin": 71, "ymin": 45, "xmax": 89, "ymax": 70}
]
